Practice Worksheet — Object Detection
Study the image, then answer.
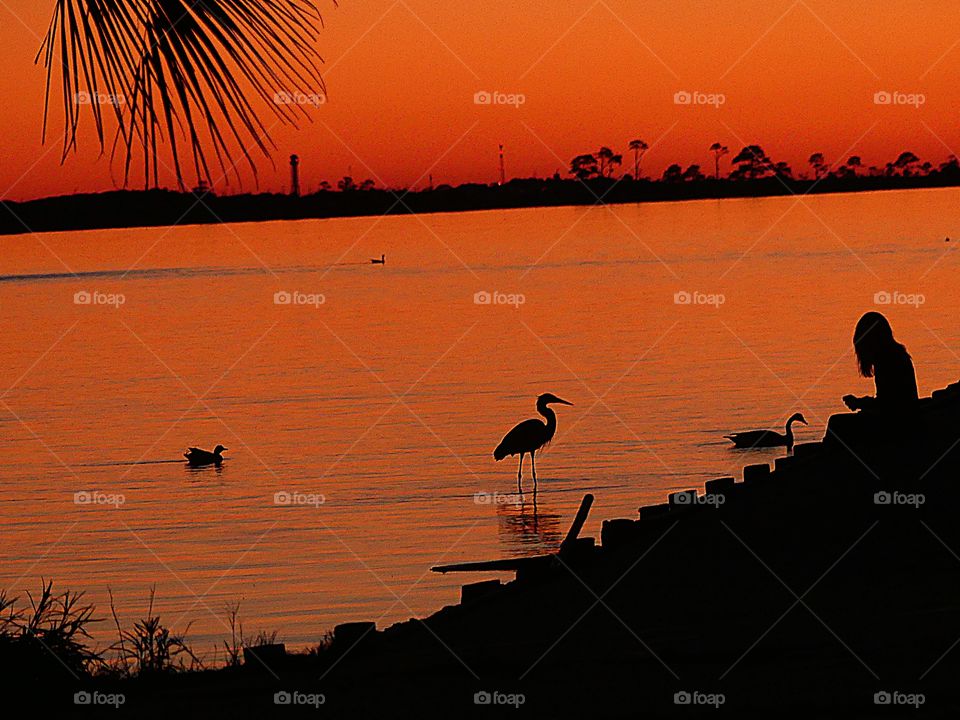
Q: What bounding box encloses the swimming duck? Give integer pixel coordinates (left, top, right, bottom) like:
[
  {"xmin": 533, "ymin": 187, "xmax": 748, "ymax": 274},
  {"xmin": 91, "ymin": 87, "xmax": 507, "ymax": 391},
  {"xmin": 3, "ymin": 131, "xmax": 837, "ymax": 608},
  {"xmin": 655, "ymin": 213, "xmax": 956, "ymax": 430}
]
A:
[
  {"xmin": 184, "ymin": 445, "xmax": 228, "ymax": 466},
  {"xmin": 724, "ymin": 413, "xmax": 807, "ymax": 452}
]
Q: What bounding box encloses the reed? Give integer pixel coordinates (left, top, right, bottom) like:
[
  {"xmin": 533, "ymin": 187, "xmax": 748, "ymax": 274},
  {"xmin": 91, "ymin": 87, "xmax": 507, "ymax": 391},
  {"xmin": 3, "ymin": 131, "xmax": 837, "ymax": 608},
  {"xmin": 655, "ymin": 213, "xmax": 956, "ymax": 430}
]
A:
[
  {"xmin": 0, "ymin": 579, "xmax": 101, "ymax": 678},
  {"xmin": 108, "ymin": 586, "xmax": 201, "ymax": 675}
]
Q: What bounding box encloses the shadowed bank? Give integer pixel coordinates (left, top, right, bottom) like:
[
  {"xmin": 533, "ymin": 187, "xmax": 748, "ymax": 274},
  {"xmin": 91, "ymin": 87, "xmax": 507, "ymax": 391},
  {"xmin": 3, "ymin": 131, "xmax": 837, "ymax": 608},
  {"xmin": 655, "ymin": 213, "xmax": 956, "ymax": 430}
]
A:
[
  {"xmin": 5, "ymin": 169, "xmax": 960, "ymax": 236},
  {"xmin": 6, "ymin": 2, "xmax": 960, "ymax": 717},
  {"xmin": 10, "ymin": 366, "xmax": 960, "ymax": 715}
]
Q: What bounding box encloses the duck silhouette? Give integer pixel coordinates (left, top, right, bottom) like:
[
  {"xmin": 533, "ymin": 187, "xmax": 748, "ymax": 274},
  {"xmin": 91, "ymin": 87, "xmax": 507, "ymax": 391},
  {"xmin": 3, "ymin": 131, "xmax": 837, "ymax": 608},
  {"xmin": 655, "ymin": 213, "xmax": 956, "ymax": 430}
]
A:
[
  {"xmin": 724, "ymin": 413, "xmax": 807, "ymax": 452},
  {"xmin": 184, "ymin": 445, "xmax": 228, "ymax": 466}
]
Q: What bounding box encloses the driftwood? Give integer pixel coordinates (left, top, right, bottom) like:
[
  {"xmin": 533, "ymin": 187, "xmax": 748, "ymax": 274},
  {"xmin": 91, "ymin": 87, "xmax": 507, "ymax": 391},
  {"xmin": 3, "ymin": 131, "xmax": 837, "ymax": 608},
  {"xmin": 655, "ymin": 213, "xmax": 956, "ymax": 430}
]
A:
[
  {"xmin": 431, "ymin": 493, "xmax": 594, "ymax": 574},
  {"xmin": 559, "ymin": 493, "xmax": 593, "ymax": 552}
]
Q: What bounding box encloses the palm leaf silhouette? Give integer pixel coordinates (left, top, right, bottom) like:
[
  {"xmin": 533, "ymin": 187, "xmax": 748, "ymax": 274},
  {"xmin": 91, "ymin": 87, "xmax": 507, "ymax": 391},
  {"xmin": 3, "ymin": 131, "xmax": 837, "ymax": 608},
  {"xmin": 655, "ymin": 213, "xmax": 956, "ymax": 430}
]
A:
[{"xmin": 38, "ymin": 0, "xmax": 331, "ymax": 189}]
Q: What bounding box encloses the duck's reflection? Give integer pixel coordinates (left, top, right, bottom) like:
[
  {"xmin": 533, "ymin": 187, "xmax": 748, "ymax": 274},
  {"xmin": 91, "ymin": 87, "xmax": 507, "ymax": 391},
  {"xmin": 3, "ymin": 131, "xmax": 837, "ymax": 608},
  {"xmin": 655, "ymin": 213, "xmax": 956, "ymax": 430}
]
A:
[
  {"xmin": 184, "ymin": 463, "xmax": 224, "ymax": 478},
  {"xmin": 496, "ymin": 493, "xmax": 562, "ymax": 556}
]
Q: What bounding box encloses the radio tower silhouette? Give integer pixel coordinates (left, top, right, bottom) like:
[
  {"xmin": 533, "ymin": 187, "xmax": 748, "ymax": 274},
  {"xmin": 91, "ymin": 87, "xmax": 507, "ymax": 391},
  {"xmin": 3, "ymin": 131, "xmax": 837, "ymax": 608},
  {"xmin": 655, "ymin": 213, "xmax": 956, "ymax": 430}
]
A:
[
  {"xmin": 290, "ymin": 154, "xmax": 301, "ymax": 197},
  {"xmin": 498, "ymin": 144, "xmax": 506, "ymax": 186}
]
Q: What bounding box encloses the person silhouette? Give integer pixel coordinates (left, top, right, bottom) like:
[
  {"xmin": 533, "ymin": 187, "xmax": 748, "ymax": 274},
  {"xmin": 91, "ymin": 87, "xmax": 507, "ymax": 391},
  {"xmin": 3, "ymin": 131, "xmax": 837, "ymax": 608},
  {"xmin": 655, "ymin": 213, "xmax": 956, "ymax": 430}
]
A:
[{"xmin": 842, "ymin": 312, "xmax": 918, "ymax": 412}]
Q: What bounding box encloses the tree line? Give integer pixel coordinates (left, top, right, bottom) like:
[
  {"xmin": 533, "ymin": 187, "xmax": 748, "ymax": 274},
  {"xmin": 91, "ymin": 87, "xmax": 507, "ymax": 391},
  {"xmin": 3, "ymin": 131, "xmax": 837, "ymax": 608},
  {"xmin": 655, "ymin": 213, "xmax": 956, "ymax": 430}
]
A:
[{"xmin": 568, "ymin": 142, "xmax": 960, "ymax": 183}]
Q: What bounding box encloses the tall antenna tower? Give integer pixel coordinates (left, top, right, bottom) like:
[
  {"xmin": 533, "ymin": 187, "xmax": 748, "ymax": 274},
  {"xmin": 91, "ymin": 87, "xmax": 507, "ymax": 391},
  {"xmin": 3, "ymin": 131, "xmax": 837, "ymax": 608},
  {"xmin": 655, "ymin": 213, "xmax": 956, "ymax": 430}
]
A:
[
  {"xmin": 290, "ymin": 154, "xmax": 301, "ymax": 197},
  {"xmin": 498, "ymin": 144, "xmax": 506, "ymax": 186}
]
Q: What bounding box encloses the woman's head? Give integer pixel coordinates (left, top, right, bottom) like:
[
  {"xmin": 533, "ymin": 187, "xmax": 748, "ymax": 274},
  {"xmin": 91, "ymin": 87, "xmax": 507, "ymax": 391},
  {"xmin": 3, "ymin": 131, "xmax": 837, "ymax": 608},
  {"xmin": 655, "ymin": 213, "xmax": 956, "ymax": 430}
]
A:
[{"xmin": 853, "ymin": 312, "xmax": 903, "ymax": 377}]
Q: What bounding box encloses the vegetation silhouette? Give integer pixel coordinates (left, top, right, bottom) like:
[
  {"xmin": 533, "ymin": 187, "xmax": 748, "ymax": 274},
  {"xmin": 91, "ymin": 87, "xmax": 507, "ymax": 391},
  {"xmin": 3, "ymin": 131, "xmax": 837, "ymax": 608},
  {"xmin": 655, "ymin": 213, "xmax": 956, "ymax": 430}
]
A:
[
  {"xmin": 5, "ymin": 145, "xmax": 960, "ymax": 235},
  {"xmin": 709, "ymin": 142, "xmax": 729, "ymax": 178},
  {"xmin": 37, "ymin": 1, "xmax": 333, "ymax": 189},
  {"xmin": 628, "ymin": 139, "xmax": 649, "ymax": 179}
]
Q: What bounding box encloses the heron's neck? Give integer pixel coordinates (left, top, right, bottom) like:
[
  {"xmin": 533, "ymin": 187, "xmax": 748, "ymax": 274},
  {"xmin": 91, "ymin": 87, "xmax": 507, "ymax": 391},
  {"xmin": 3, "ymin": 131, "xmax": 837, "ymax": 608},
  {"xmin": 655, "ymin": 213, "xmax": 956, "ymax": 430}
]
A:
[
  {"xmin": 784, "ymin": 418, "xmax": 797, "ymax": 439},
  {"xmin": 538, "ymin": 402, "xmax": 558, "ymax": 437}
]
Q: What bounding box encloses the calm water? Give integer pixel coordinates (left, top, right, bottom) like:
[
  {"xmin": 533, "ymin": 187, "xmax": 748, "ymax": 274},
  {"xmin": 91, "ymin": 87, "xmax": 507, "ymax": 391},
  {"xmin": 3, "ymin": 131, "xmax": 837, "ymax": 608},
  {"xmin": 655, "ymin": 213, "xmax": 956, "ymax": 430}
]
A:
[{"xmin": 2, "ymin": 187, "xmax": 959, "ymax": 654}]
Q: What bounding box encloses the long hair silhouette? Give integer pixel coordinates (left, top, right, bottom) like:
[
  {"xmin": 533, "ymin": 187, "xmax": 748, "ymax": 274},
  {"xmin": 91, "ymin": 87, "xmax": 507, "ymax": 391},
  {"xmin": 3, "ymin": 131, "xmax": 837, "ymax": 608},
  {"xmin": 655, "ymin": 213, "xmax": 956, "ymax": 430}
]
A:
[
  {"xmin": 853, "ymin": 311, "xmax": 909, "ymax": 378},
  {"xmin": 844, "ymin": 311, "xmax": 918, "ymax": 412}
]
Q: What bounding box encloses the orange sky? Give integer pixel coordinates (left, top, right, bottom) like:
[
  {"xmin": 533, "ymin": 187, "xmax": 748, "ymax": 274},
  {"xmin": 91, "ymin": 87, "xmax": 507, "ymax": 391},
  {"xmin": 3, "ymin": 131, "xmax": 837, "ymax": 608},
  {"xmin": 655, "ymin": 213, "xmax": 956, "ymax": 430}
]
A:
[{"xmin": 1, "ymin": 0, "xmax": 959, "ymax": 200}]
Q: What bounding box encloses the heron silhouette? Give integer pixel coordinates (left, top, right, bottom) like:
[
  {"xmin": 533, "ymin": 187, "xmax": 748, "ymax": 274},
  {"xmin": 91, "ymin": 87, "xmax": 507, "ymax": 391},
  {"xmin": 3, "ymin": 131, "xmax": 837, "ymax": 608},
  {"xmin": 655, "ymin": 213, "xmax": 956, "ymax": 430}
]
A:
[{"xmin": 494, "ymin": 393, "xmax": 572, "ymax": 492}]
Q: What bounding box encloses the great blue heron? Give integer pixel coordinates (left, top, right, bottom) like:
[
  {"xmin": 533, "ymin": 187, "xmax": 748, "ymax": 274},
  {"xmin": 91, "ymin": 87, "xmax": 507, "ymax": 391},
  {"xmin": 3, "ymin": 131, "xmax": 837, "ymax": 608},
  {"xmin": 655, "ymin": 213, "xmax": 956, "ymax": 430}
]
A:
[
  {"xmin": 494, "ymin": 393, "xmax": 573, "ymax": 492},
  {"xmin": 184, "ymin": 445, "xmax": 228, "ymax": 467},
  {"xmin": 724, "ymin": 413, "xmax": 807, "ymax": 452}
]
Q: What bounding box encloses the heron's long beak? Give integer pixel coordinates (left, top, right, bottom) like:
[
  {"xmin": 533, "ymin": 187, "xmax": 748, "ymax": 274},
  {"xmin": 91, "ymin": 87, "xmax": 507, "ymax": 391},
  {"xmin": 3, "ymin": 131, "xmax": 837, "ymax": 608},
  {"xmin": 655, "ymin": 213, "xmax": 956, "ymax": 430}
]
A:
[{"xmin": 555, "ymin": 398, "xmax": 573, "ymax": 406}]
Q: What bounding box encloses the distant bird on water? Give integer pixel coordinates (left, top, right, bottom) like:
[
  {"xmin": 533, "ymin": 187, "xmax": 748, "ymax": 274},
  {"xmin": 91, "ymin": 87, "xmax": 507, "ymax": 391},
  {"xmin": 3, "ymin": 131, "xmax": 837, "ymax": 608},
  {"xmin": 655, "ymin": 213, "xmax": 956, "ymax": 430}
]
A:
[
  {"xmin": 184, "ymin": 445, "xmax": 228, "ymax": 467},
  {"xmin": 494, "ymin": 393, "xmax": 573, "ymax": 491},
  {"xmin": 371, "ymin": 254, "xmax": 385, "ymax": 264},
  {"xmin": 725, "ymin": 413, "xmax": 808, "ymax": 453}
]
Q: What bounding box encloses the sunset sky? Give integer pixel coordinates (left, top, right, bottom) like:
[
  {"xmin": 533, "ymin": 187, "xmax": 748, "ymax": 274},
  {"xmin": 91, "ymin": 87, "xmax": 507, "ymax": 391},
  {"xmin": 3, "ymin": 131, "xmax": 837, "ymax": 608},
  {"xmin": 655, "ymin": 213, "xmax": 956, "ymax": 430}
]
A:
[{"xmin": 1, "ymin": 0, "xmax": 959, "ymax": 200}]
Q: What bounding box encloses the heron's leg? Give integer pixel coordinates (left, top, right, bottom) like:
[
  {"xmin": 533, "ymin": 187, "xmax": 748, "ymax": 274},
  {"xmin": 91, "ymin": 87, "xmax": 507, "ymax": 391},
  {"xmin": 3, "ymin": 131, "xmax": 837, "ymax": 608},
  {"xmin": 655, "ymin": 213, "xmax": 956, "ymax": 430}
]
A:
[
  {"xmin": 517, "ymin": 453, "xmax": 524, "ymax": 493},
  {"xmin": 531, "ymin": 451, "xmax": 537, "ymax": 492}
]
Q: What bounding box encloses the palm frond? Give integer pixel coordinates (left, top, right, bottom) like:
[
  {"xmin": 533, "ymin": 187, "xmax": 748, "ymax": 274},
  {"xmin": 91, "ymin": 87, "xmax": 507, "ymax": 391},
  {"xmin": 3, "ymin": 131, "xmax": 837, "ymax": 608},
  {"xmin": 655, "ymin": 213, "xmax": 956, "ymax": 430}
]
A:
[{"xmin": 38, "ymin": 0, "xmax": 331, "ymax": 189}]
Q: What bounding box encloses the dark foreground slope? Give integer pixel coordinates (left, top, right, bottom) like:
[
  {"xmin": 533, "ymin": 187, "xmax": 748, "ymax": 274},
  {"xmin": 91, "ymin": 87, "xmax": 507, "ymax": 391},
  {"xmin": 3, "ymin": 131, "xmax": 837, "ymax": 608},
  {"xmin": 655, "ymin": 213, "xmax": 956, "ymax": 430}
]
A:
[{"xmin": 15, "ymin": 384, "xmax": 960, "ymax": 718}]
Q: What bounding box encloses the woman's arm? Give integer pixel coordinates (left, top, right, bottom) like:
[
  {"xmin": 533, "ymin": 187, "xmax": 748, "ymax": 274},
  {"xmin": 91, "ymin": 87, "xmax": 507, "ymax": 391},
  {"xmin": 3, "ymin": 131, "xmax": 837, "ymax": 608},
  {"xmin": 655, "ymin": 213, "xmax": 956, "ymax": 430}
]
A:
[{"xmin": 843, "ymin": 394, "xmax": 877, "ymax": 411}]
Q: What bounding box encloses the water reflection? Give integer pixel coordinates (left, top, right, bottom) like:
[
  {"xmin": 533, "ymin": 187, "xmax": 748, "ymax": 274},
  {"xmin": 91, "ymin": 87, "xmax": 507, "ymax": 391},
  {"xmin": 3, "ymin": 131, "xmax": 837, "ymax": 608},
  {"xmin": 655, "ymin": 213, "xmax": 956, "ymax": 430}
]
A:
[
  {"xmin": 5, "ymin": 191, "xmax": 960, "ymax": 647},
  {"xmin": 184, "ymin": 463, "xmax": 225, "ymax": 478},
  {"xmin": 496, "ymin": 494, "xmax": 563, "ymax": 556}
]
